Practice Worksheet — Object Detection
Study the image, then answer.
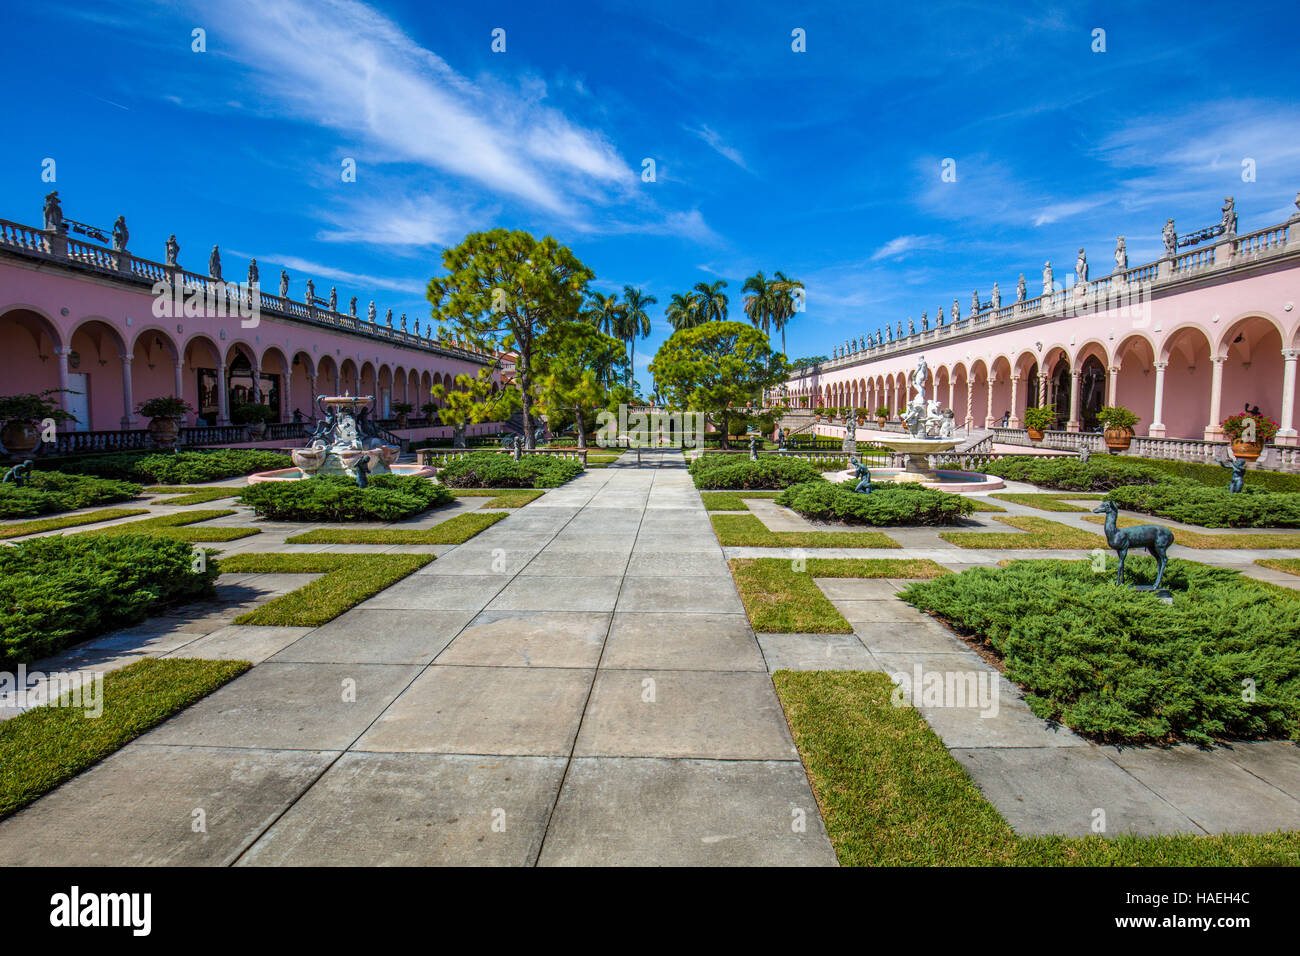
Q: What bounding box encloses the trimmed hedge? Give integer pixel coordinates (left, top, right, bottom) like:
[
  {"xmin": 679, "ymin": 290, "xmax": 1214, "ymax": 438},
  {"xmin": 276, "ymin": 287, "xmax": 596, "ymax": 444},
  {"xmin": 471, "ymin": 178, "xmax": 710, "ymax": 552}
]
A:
[
  {"xmin": 0, "ymin": 534, "xmax": 218, "ymax": 666},
  {"xmin": 1128, "ymin": 455, "xmax": 1300, "ymax": 494},
  {"xmin": 0, "ymin": 471, "xmax": 141, "ymax": 519},
  {"xmin": 775, "ymin": 480, "xmax": 974, "ymax": 526},
  {"xmin": 983, "ymin": 455, "xmax": 1176, "ymax": 491},
  {"xmin": 689, "ymin": 454, "xmax": 825, "ymax": 489},
  {"xmin": 901, "ymin": 559, "xmax": 1300, "ymax": 745},
  {"xmin": 1105, "ymin": 484, "xmax": 1300, "ymax": 528},
  {"xmin": 238, "ymin": 474, "xmax": 452, "ymax": 522},
  {"xmin": 57, "ymin": 449, "xmax": 292, "ymax": 484},
  {"xmin": 435, "ymin": 451, "xmax": 583, "ymax": 489}
]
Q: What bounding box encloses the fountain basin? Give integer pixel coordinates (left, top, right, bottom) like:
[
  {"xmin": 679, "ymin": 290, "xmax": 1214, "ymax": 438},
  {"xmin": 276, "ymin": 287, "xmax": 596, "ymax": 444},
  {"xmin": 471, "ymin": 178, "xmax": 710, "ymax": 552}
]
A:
[{"xmin": 247, "ymin": 463, "xmax": 437, "ymax": 484}]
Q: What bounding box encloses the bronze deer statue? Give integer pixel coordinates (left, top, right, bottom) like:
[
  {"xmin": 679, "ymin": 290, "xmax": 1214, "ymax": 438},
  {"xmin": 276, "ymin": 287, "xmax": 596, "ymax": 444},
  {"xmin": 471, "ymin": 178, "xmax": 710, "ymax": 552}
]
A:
[{"xmin": 1092, "ymin": 500, "xmax": 1174, "ymax": 589}]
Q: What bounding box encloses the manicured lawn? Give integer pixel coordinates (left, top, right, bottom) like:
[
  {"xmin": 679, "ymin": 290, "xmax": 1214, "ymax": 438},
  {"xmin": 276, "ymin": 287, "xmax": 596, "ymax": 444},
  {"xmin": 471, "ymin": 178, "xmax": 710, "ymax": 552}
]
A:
[
  {"xmin": 0, "ymin": 658, "xmax": 250, "ymax": 820},
  {"xmin": 990, "ymin": 492, "xmax": 1103, "ymax": 512},
  {"xmin": 1080, "ymin": 514, "xmax": 1300, "ymax": 549},
  {"xmin": 285, "ymin": 510, "xmax": 507, "ymax": 545},
  {"xmin": 217, "ymin": 552, "xmax": 434, "ymax": 626},
  {"xmin": 145, "ymin": 486, "xmax": 243, "ymax": 505},
  {"xmin": 710, "ymin": 514, "xmax": 899, "ymax": 548},
  {"xmin": 963, "ymin": 497, "xmax": 1007, "ymax": 512},
  {"xmin": 940, "ymin": 515, "xmax": 1104, "ymax": 549},
  {"xmin": 701, "ymin": 490, "xmax": 782, "ymax": 511},
  {"xmin": 1257, "ymin": 558, "xmax": 1300, "ymax": 576},
  {"xmin": 0, "ymin": 508, "xmax": 150, "ymax": 539},
  {"xmin": 449, "ymin": 488, "xmax": 545, "ymax": 507},
  {"xmin": 729, "ymin": 557, "xmax": 949, "ymax": 633},
  {"xmin": 76, "ymin": 509, "xmax": 261, "ymax": 542},
  {"xmin": 774, "ymin": 670, "xmax": 1300, "ymax": 866}
]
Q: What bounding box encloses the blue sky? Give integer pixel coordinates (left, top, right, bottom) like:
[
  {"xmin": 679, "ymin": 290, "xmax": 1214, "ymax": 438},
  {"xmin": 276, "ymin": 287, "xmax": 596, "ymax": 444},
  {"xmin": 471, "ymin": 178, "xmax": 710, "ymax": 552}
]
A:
[{"xmin": 4, "ymin": 0, "xmax": 1300, "ymax": 380}]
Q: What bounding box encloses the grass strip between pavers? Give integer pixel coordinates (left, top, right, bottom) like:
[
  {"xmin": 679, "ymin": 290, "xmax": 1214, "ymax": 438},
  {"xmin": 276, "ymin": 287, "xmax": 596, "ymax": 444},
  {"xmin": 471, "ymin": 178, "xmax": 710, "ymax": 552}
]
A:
[
  {"xmin": 74, "ymin": 509, "xmax": 261, "ymax": 542},
  {"xmin": 217, "ymin": 552, "xmax": 434, "ymax": 626},
  {"xmin": 940, "ymin": 515, "xmax": 1104, "ymax": 549},
  {"xmin": 701, "ymin": 491, "xmax": 783, "ymax": 511},
  {"xmin": 1080, "ymin": 515, "xmax": 1300, "ymax": 549},
  {"xmin": 989, "ymin": 492, "xmax": 1104, "ymax": 512},
  {"xmin": 711, "ymin": 513, "xmax": 899, "ymax": 549},
  {"xmin": 729, "ymin": 557, "xmax": 949, "ymax": 633},
  {"xmin": 0, "ymin": 658, "xmax": 250, "ymax": 821},
  {"xmin": 1257, "ymin": 558, "xmax": 1300, "ymax": 576},
  {"xmin": 773, "ymin": 670, "xmax": 1300, "ymax": 866},
  {"xmin": 284, "ymin": 510, "xmax": 507, "ymax": 545},
  {"xmin": 145, "ymin": 486, "xmax": 243, "ymax": 505},
  {"xmin": 0, "ymin": 508, "xmax": 150, "ymax": 539}
]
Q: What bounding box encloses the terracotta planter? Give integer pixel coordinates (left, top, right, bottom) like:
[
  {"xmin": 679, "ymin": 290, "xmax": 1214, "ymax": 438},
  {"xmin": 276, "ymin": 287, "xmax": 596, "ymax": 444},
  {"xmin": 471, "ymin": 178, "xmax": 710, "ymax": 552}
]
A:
[
  {"xmin": 246, "ymin": 421, "xmax": 267, "ymax": 439},
  {"xmin": 396, "ymin": 413, "xmax": 409, "ymax": 428},
  {"xmin": 1231, "ymin": 439, "xmax": 1264, "ymax": 461},
  {"xmin": 1, "ymin": 420, "xmax": 40, "ymax": 456},
  {"xmin": 1026, "ymin": 427, "xmax": 1045, "ymax": 442},
  {"xmin": 147, "ymin": 416, "xmax": 181, "ymax": 447},
  {"xmin": 877, "ymin": 417, "xmax": 887, "ymax": 427},
  {"xmin": 1103, "ymin": 426, "xmax": 1133, "ymax": 452}
]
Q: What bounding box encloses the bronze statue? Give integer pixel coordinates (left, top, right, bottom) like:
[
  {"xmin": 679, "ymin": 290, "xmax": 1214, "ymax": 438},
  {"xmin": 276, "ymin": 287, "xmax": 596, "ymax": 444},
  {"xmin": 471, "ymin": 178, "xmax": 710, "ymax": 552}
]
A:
[
  {"xmin": 2, "ymin": 460, "xmax": 33, "ymax": 486},
  {"xmin": 1220, "ymin": 453, "xmax": 1248, "ymax": 493},
  {"xmin": 849, "ymin": 457, "xmax": 872, "ymax": 494},
  {"xmin": 1092, "ymin": 500, "xmax": 1173, "ymax": 590}
]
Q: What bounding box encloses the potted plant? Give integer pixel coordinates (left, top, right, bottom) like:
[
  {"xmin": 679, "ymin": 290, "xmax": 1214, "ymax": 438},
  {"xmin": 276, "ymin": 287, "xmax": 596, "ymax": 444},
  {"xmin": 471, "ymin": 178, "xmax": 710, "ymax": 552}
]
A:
[
  {"xmin": 1220, "ymin": 412, "xmax": 1278, "ymax": 461},
  {"xmin": 136, "ymin": 395, "xmax": 193, "ymax": 447},
  {"xmin": 1097, "ymin": 405, "xmax": 1139, "ymax": 452},
  {"xmin": 814, "ymin": 405, "xmax": 826, "ymax": 422},
  {"xmin": 0, "ymin": 390, "xmax": 77, "ymax": 455},
  {"xmin": 392, "ymin": 401, "xmax": 414, "ymax": 428},
  {"xmin": 231, "ymin": 400, "xmax": 276, "ymax": 438},
  {"xmin": 1023, "ymin": 405, "xmax": 1054, "ymax": 442},
  {"xmin": 420, "ymin": 401, "xmax": 438, "ymax": 423},
  {"xmin": 874, "ymin": 405, "xmax": 889, "ymax": 426}
]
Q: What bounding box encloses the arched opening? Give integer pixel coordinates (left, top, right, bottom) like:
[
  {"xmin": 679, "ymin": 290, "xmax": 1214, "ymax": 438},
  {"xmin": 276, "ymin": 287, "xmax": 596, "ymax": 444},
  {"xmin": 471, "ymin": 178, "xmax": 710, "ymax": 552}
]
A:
[
  {"xmin": 69, "ymin": 319, "xmax": 128, "ymax": 430},
  {"xmin": 130, "ymin": 330, "xmax": 182, "ymax": 426},
  {"xmin": 1160, "ymin": 327, "xmax": 1213, "ymax": 439},
  {"xmin": 0, "ymin": 308, "xmax": 65, "ymax": 422},
  {"xmin": 1219, "ymin": 315, "xmax": 1285, "ymax": 437},
  {"xmin": 1113, "ymin": 335, "xmax": 1156, "ymax": 436}
]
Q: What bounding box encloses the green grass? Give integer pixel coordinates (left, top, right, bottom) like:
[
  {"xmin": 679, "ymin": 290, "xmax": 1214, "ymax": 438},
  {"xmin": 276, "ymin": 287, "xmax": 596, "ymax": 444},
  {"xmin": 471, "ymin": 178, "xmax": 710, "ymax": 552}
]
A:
[
  {"xmin": 0, "ymin": 658, "xmax": 250, "ymax": 820},
  {"xmin": 284, "ymin": 510, "xmax": 507, "ymax": 545},
  {"xmin": 730, "ymin": 557, "xmax": 949, "ymax": 633},
  {"xmin": 75, "ymin": 509, "xmax": 261, "ymax": 542},
  {"xmin": 773, "ymin": 670, "xmax": 1300, "ymax": 865},
  {"xmin": 448, "ymin": 488, "xmax": 544, "ymax": 507},
  {"xmin": 1081, "ymin": 514, "xmax": 1300, "ymax": 549},
  {"xmin": 940, "ymin": 515, "xmax": 1104, "ymax": 549},
  {"xmin": 1257, "ymin": 558, "xmax": 1300, "ymax": 576},
  {"xmin": 701, "ymin": 490, "xmax": 782, "ymax": 511},
  {"xmin": 963, "ymin": 497, "xmax": 1007, "ymax": 512},
  {"xmin": 0, "ymin": 508, "xmax": 150, "ymax": 539},
  {"xmin": 710, "ymin": 513, "xmax": 899, "ymax": 548},
  {"xmin": 217, "ymin": 552, "xmax": 434, "ymax": 626},
  {"xmin": 145, "ymin": 486, "xmax": 243, "ymax": 505},
  {"xmin": 990, "ymin": 492, "xmax": 1103, "ymax": 512}
]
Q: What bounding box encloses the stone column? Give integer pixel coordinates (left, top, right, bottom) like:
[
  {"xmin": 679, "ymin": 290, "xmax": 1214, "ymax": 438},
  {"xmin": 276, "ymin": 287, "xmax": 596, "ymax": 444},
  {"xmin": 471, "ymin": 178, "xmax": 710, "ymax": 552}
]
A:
[
  {"xmin": 308, "ymin": 374, "xmax": 317, "ymax": 416},
  {"xmin": 217, "ymin": 363, "xmax": 230, "ymax": 425},
  {"xmin": 964, "ymin": 378, "xmax": 974, "ymax": 429},
  {"xmin": 1205, "ymin": 356, "xmax": 1226, "ymax": 441},
  {"xmin": 251, "ymin": 362, "xmax": 262, "ymax": 403},
  {"xmin": 1107, "ymin": 365, "xmax": 1120, "ymax": 406},
  {"xmin": 984, "ymin": 376, "xmax": 995, "ymax": 428},
  {"xmin": 947, "ymin": 377, "xmax": 955, "ymax": 415},
  {"xmin": 1278, "ymin": 349, "xmax": 1299, "ymax": 445},
  {"xmin": 55, "ymin": 348, "xmax": 71, "ymax": 418},
  {"xmin": 1150, "ymin": 361, "xmax": 1168, "ymax": 438},
  {"xmin": 1067, "ymin": 369, "xmax": 1082, "ymax": 432},
  {"xmin": 120, "ymin": 355, "xmax": 135, "ymax": 429},
  {"xmin": 173, "ymin": 361, "xmax": 185, "ymax": 402},
  {"xmin": 1008, "ymin": 375, "xmax": 1021, "ymax": 428}
]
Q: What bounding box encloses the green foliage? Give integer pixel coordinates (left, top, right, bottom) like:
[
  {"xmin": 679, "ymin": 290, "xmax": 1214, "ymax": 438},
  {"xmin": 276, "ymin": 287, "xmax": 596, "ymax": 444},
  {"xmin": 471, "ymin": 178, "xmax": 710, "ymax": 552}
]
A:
[
  {"xmin": 1096, "ymin": 405, "xmax": 1139, "ymax": 431},
  {"xmin": 230, "ymin": 401, "xmax": 277, "ymax": 425},
  {"xmin": 901, "ymin": 559, "xmax": 1300, "ymax": 745},
  {"xmin": 1106, "ymin": 483, "xmax": 1300, "ymax": 528},
  {"xmin": 0, "ymin": 389, "xmax": 78, "ymax": 425},
  {"xmin": 1221, "ymin": 411, "xmax": 1279, "ymax": 443},
  {"xmin": 0, "ymin": 534, "xmax": 218, "ymax": 666},
  {"xmin": 435, "ymin": 450, "xmax": 583, "ymax": 488},
  {"xmin": 238, "ymin": 474, "xmax": 451, "ymax": 522},
  {"xmin": 1130, "ymin": 456, "xmax": 1300, "ymax": 493},
  {"xmin": 873, "ymin": 406, "xmax": 890, "ymax": 418},
  {"xmin": 0, "ymin": 471, "xmax": 140, "ymax": 518},
  {"xmin": 58, "ymin": 449, "xmax": 291, "ymax": 483},
  {"xmin": 135, "ymin": 395, "xmax": 193, "ymax": 419},
  {"xmin": 775, "ymin": 480, "xmax": 975, "ymax": 526},
  {"xmin": 1022, "ymin": 405, "xmax": 1055, "ymax": 431},
  {"xmin": 688, "ymin": 453, "xmax": 824, "ymax": 489},
  {"xmin": 984, "ymin": 455, "xmax": 1176, "ymax": 491}
]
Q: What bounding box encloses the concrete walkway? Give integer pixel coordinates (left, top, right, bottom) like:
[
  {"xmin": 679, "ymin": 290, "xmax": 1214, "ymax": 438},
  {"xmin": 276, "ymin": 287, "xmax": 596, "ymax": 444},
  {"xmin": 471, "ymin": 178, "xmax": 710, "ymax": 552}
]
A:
[{"xmin": 0, "ymin": 455, "xmax": 836, "ymax": 866}]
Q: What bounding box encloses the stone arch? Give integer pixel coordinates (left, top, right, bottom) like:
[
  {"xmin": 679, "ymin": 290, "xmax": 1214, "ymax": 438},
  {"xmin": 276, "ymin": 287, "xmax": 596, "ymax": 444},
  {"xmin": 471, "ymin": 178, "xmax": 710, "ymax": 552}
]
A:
[
  {"xmin": 1159, "ymin": 326, "xmax": 1214, "ymax": 439},
  {"xmin": 68, "ymin": 318, "xmax": 129, "ymax": 430},
  {"xmin": 989, "ymin": 355, "xmax": 1014, "ymax": 428},
  {"xmin": 339, "ymin": 357, "xmax": 360, "ymax": 395},
  {"xmin": 130, "ymin": 328, "xmax": 183, "ymax": 426},
  {"xmin": 0, "ymin": 307, "xmax": 66, "ymax": 420},
  {"xmin": 1112, "ymin": 335, "xmax": 1156, "ymax": 436},
  {"xmin": 1219, "ymin": 314, "xmax": 1285, "ymax": 435}
]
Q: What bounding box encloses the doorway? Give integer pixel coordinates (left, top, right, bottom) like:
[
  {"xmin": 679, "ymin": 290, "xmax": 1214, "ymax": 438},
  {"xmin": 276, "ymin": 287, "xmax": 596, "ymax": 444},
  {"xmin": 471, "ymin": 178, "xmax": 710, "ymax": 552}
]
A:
[{"xmin": 66, "ymin": 372, "xmax": 90, "ymax": 431}]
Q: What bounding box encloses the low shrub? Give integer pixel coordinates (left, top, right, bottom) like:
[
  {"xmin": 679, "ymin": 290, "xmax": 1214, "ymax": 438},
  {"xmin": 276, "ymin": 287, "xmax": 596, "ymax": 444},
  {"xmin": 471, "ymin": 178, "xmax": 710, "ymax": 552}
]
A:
[
  {"xmin": 901, "ymin": 559, "xmax": 1300, "ymax": 745},
  {"xmin": 58, "ymin": 449, "xmax": 292, "ymax": 483},
  {"xmin": 1105, "ymin": 484, "xmax": 1300, "ymax": 528},
  {"xmin": 689, "ymin": 454, "xmax": 825, "ymax": 489},
  {"xmin": 435, "ymin": 451, "xmax": 583, "ymax": 488},
  {"xmin": 238, "ymin": 474, "xmax": 451, "ymax": 522},
  {"xmin": 775, "ymin": 480, "xmax": 974, "ymax": 526},
  {"xmin": 0, "ymin": 471, "xmax": 141, "ymax": 518},
  {"xmin": 0, "ymin": 534, "xmax": 219, "ymax": 666},
  {"xmin": 983, "ymin": 455, "xmax": 1176, "ymax": 491},
  {"xmin": 1128, "ymin": 456, "xmax": 1300, "ymax": 494}
]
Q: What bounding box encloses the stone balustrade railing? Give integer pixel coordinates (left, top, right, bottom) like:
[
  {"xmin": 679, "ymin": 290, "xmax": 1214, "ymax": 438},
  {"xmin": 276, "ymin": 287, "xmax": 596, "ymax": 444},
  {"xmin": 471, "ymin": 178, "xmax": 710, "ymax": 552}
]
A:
[
  {"xmin": 416, "ymin": 447, "xmax": 588, "ymax": 468},
  {"xmin": 0, "ymin": 218, "xmax": 492, "ymax": 366},
  {"xmin": 984, "ymin": 428, "xmax": 1300, "ymax": 472}
]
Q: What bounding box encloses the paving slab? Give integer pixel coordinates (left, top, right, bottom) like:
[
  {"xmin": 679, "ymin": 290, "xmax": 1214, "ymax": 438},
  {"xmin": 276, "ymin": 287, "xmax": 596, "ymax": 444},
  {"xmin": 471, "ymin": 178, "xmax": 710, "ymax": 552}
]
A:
[
  {"xmin": 852, "ymin": 620, "xmax": 972, "ymax": 656},
  {"xmin": 237, "ymin": 752, "xmax": 567, "ymax": 866},
  {"xmin": 813, "ymin": 578, "xmax": 904, "ymax": 599},
  {"xmin": 0, "ymin": 745, "xmax": 335, "ymax": 865},
  {"xmin": 537, "ymin": 757, "xmax": 836, "ymax": 866},
  {"xmin": 616, "ymin": 575, "xmax": 745, "ymax": 614},
  {"xmin": 624, "ymin": 550, "xmax": 731, "ymax": 576},
  {"xmin": 436, "ymin": 610, "xmax": 609, "ymax": 668},
  {"xmin": 164, "ymin": 625, "xmax": 314, "ymax": 664},
  {"xmin": 519, "ymin": 549, "xmax": 631, "ymax": 577},
  {"xmin": 833, "ymin": 599, "xmax": 936, "ymax": 624},
  {"xmin": 269, "ymin": 608, "xmax": 476, "ymax": 664},
  {"xmin": 1217, "ymin": 740, "xmax": 1300, "ymax": 800},
  {"xmin": 757, "ymin": 633, "xmax": 880, "ymax": 672},
  {"xmin": 601, "ymin": 612, "xmax": 766, "ymax": 671},
  {"xmin": 360, "ymin": 573, "xmax": 508, "ymax": 610},
  {"xmin": 486, "ymin": 574, "xmax": 624, "ymax": 612}
]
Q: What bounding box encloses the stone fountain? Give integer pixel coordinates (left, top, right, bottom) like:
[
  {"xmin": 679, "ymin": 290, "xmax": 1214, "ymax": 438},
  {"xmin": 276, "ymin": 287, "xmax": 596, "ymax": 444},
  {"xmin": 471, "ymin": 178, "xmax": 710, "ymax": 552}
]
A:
[{"xmin": 292, "ymin": 395, "xmax": 400, "ymax": 481}]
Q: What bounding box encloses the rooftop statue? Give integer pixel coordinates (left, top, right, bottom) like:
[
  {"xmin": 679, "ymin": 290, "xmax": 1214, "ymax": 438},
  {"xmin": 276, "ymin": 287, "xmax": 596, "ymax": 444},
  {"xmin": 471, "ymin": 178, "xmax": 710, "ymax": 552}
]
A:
[
  {"xmin": 164, "ymin": 234, "xmax": 180, "ymax": 267},
  {"xmin": 1163, "ymin": 219, "xmax": 1177, "ymax": 257},
  {"xmin": 329, "ymin": 286, "xmax": 338, "ymax": 311},
  {"xmin": 908, "ymin": 317, "xmax": 914, "ymax": 336},
  {"xmin": 1114, "ymin": 236, "xmax": 1127, "ymax": 273},
  {"xmin": 349, "ymin": 296, "xmax": 358, "ymax": 317},
  {"xmin": 937, "ymin": 306, "xmax": 945, "ymax": 325},
  {"xmin": 385, "ymin": 308, "xmax": 393, "ymax": 328},
  {"xmin": 112, "ymin": 216, "xmax": 128, "ymax": 251},
  {"xmin": 248, "ymin": 258, "xmax": 259, "ymax": 287},
  {"xmin": 991, "ymin": 282, "xmax": 1001, "ymax": 309},
  {"xmin": 1016, "ymin": 274, "xmax": 1027, "ymax": 302},
  {"xmin": 921, "ymin": 311, "xmax": 928, "ymax": 331},
  {"xmin": 1042, "ymin": 261, "xmax": 1053, "ymax": 296},
  {"xmin": 306, "ymin": 278, "xmax": 315, "ymax": 303},
  {"xmin": 1075, "ymin": 248, "xmax": 1087, "ymax": 283},
  {"xmin": 1221, "ymin": 196, "xmax": 1237, "ymax": 236},
  {"xmin": 368, "ymin": 301, "xmax": 376, "ymax": 322},
  {"xmin": 279, "ymin": 270, "xmax": 290, "ymax": 297},
  {"xmin": 42, "ymin": 191, "xmax": 64, "ymax": 232},
  {"xmin": 970, "ymin": 289, "xmax": 979, "ymax": 315},
  {"xmin": 209, "ymin": 245, "xmax": 222, "ymax": 280}
]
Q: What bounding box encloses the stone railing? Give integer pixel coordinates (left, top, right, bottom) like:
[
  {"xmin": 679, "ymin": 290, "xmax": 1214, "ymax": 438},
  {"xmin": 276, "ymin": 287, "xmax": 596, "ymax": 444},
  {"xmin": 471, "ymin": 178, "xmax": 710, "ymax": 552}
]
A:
[
  {"xmin": 415, "ymin": 447, "xmax": 588, "ymax": 469},
  {"xmin": 795, "ymin": 212, "xmax": 1298, "ymax": 378},
  {"xmin": 982, "ymin": 429, "xmax": 1300, "ymax": 472},
  {"xmin": 0, "ymin": 217, "xmax": 493, "ymax": 366}
]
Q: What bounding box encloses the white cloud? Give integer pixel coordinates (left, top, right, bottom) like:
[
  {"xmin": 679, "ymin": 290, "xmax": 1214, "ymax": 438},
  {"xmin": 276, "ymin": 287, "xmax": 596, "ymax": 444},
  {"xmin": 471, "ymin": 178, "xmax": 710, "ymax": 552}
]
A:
[
  {"xmin": 233, "ymin": 251, "xmax": 427, "ymax": 297},
  {"xmin": 315, "ymin": 193, "xmax": 476, "ymax": 248},
  {"xmin": 870, "ymin": 234, "xmax": 942, "ymax": 261},
  {"xmin": 685, "ymin": 124, "xmax": 750, "ymax": 171}
]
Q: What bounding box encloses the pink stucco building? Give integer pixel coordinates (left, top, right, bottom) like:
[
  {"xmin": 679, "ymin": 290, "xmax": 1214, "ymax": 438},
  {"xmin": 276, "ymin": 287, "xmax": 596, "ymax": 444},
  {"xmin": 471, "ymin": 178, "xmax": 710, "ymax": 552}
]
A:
[
  {"xmin": 778, "ymin": 196, "xmax": 1300, "ymax": 459},
  {"xmin": 0, "ymin": 196, "xmax": 499, "ymax": 448}
]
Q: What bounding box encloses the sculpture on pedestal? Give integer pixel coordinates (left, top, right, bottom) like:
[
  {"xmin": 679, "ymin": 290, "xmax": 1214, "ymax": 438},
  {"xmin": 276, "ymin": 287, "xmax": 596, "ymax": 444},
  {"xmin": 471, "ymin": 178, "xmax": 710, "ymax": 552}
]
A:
[
  {"xmin": 1042, "ymin": 261, "xmax": 1053, "ymax": 296},
  {"xmin": 991, "ymin": 283, "xmax": 1001, "ymax": 310},
  {"xmin": 209, "ymin": 246, "xmax": 222, "ymax": 280},
  {"xmin": 329, "ymin": 287, "xmax": 338, "ymax": 312},
  {"xmin": 279, "ymin": 270, "xmax": 290, "ymax": 297},
  {"xmin": 1220, "ymin": 453, "xmax": 1248, "ymax": 493},
  {"xmin": 385, "ymin": 308, "xmax": 393, "ymax": 328},
  {"xmin": 1162, "ymin": 219, "xmax": 1177, "ymax": 257},
  {"xmin": 1221, "ymin": 197, "xmax": 1237, "ymax": 237},
  {"xmin": 349, "ymin": 297, "xmax": 358, "ymax": 317},
  {"xmin": 43, "ymin": 192, "xmax": 64, "ymax": 232},
  {"xmin": 849, "ymin": 457, "xmax": 872, "ymax": 494},
  {"xmin": 937, "ymin": 306, "xmax": 945, "ymax": 326},
  {"xmin": 1092, "ymin": 500, "xmax": 1173, "ymax": 590},
  {"xmin": 248, "ymin": 258, "xmax": 259, "ymax": 288},
  {"xmin": 1075, "ymin": 248, "xmax": 1088, "ymax": 284},
  {"xmin": 1016, "ymin": 274, "xmax": 1027, "ymax": 302},
  {"xmin": 306, "ymin": 279, "xmax": 315, "ymax": 304},
  {"xmin": 971, "ymin": 290, "xmax": 979, "ymax": 316},
  {"xmin": 164, "ymin": 235, "xmax": 180, "ymax": 267},
  {"xmin": 112, "ymin": 216, "xmax": 128, "ymax": 251},
  {"xmin": 1114, "ymin": 237, "xmax": 1127, "ymax": 273},
  {"xmin": 368, "ymin": 301, "xmax": 376, "ymax": 323}
]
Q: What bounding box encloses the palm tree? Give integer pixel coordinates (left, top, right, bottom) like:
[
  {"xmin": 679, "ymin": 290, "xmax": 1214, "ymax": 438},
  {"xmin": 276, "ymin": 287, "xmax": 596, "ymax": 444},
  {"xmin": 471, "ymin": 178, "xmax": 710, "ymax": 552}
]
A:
[
  {"xmin": 618, "ymin": 285, "xmax": 657, "ymax": 389},
  {"xmin": 666, "ymin": 291, "xmax": 704, "ymax": 331},
  {"xmin": 692, "ymin": 280, "xmax": 729, "ymax": 323},
  {"xmin": 742, "ymin": 271, "xmax": 777, "ymax": 336},
  {"xmin": 770, "ymin": 271, "xmax": 804, "ymax": 358},
  {"xmin": 582, "ymin": 291, "xmax": 624, "ymax": 338}
]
